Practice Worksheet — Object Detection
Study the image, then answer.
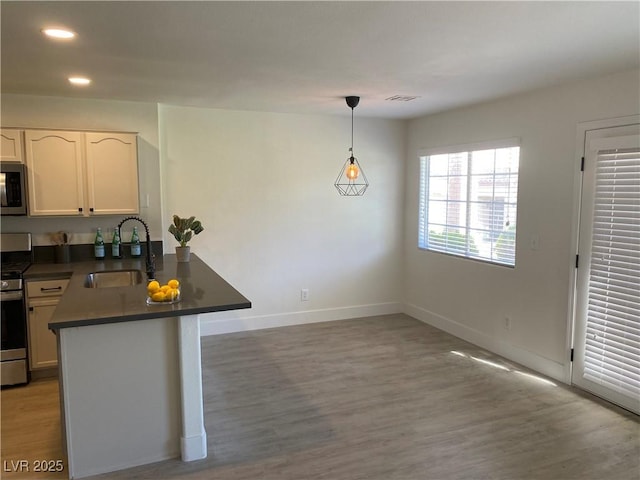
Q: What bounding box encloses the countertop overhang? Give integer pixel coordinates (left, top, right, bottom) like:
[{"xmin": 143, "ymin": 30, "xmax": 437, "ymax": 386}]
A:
[{"xmin": 26, "ymin": 254, "xmax": 252, "ymax": 330}]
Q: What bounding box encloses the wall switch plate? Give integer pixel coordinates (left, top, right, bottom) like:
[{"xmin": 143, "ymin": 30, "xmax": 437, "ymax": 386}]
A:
[{"xmin": 301, "ymin": 289, "xmax": 309, "ymax": 302}]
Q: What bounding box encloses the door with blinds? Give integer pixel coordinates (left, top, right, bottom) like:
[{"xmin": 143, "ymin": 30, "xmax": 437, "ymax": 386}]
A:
[{"xmin": 572, "ymin": 122, "xmax": 640, "ymax": 414}]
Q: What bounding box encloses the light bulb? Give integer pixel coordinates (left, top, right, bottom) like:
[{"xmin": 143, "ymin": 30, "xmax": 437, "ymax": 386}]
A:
[
  {"xmin": 68, "ymin": 77, "xmax": 91, "ymax": 86},
  {"xmin": 42, "ymin": 28, "xmax": 76, "ymax": 39},
  {"xmin": 346, "ymin": 162, "xmax": 359, "ymax": 180}
]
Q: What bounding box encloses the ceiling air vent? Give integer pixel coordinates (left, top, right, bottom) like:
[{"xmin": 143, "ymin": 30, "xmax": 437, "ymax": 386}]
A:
[{"xmin": 385, "ymin": 95, "xmax": 420, "ymax": 102}]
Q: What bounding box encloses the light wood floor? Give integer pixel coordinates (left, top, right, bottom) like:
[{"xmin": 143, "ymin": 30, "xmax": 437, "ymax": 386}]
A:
[
  {"xmin": 2, "ymin": 314, "xmax": 639, "ymax": 479},
  {"xmin": 1, "ymin": 377, "xmax": 66, "ymax": 480}
]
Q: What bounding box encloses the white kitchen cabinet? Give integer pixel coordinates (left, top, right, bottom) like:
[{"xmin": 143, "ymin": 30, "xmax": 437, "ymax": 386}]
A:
[
  {"xmin": 27, "ymin": 278, "xmax": 70, "ymax": 370},
  {"xmin": 24, "ymin": 130, "xmax": 85, "ymax": 216},
  {"xmin": 24, "ymin": 129, "xmax": 139, "ymax": 216},
  {"xmin": 85, "ymin": 132, "xmax": 139, "ymax": 215},
  {"xmin": 0, "ymin": 128, "xmax": 25, "ymax": 163},
  {"xmin": 28, "ymin": 301, "xmax": 59, "ymax": 370}
]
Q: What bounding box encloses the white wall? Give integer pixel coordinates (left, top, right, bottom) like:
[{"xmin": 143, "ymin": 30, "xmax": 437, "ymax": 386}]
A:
[
  {"xmin": 403, "ymin": 69, "xmax": 640, "ymax": 381},
  {"xmin": 0, "ymin": 94, "xmax": 162, "ymax": 244},
  {"xmin": 4, "ymin": 69, "xmax": 637, "ymax": 385},
  {"xmin": 1, "ymin": 94, "xmax": 406, "ymax": 332},
  {"xmin": 158, "ymin": 105, "xmax": 405, "ymax": 333}
]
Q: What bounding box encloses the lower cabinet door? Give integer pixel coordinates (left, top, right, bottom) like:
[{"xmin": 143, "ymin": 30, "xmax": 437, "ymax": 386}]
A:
[{"xmin": 28, "ymin": 301, "xmax": 59, "ymax": 370}]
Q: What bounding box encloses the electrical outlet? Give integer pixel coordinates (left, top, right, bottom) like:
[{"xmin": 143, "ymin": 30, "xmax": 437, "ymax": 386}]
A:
[
  {"xmin": 504, "ymin": 316, "xmax": 511, "ymax": 331},
  {"xmin": 530, "ymin": 234, "xmax": 540, "ymax": 251},
  {"xmin": 301, "ymin": 289, "xmax": 309, "ymax": 302}
]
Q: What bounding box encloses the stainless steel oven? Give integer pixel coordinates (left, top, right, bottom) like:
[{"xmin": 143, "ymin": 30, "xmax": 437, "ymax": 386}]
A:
[
  {"xmin": 0, "ymin": 163, "xmax": 28, "ymax": 216},
  {"xmin": 1, "ymin": 278, "xmax": 28, "ymax": 385},
  {"xmin": 1, "ymin": 233, "xmax": 32, "ymax": 386}
]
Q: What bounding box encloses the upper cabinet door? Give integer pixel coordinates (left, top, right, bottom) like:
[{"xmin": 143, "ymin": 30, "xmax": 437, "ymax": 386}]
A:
[
  {"xmin": 24, "ymin": 130, "xmax": 85, "ymax": 216},
  {"xmin": 85, "ymin": 132, "xmax": 139, "ymax": 215},
  {"xmin": 0, "ymin": 128, "xmax": 25, "ymax": 163}
]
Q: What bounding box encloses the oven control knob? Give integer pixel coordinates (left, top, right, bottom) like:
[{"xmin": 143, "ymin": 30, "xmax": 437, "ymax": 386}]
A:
[{"xmin": 1, "ymin": 281, "xmax": 8, "ymax": 290}]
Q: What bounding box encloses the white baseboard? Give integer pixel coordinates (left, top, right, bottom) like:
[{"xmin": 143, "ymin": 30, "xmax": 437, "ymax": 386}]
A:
[
  {"xmin": 403, "ymin": 303, "xmax": 569, "ymax": 384},
  {"xmin": 199, "ymin": 302, "xmax": 403, "ymax": 337}
]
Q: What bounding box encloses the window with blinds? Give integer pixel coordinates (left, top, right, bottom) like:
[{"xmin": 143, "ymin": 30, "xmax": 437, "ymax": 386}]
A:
[
  {"xmin": 583, "ymin": 147, "xmax": 640, "ymax": 398},
  {"xmin": 418, "ymin": 141, "xmax": 520, "ymax": 266}
]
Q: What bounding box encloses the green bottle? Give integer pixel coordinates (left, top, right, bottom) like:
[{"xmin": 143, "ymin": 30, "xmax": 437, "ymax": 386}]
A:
[
  {"xmin": 111, "ymin": 227, "xmax": 121, "ymax": 259},
  {"xmin": 94, "ymin": 228, "xmax": 105, "ymax": 260},
  {"xmin": 130, "ymin": 226, "xmax": 141, "ymax": 258}
]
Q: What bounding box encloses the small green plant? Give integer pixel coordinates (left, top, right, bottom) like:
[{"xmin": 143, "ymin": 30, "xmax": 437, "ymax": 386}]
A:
[
  {"xmin": 168, "ymin": 215, "xmax": 204, "ymax": 247},
  {"xmin": 428, "ymin": 230, "xmax": 479, "ymax": 255}
]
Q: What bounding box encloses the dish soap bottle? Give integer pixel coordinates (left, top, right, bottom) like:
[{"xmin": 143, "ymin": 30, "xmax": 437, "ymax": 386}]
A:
[
  {"xmin": 94, "ymin": 228, "xmax": 105, "ymax": 260},
  {"xmin": 111, "ymin": 227, "xmax": 122, "ymax": 259},
  {"xmin": 130, "ymin": 226, "xmax": 141, "ymax": 258}
]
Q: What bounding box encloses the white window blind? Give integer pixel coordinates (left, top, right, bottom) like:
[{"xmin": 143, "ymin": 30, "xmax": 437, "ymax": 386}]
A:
[
  {"xmin": 583, "ymin": 147, "xmax": 640, "ymax": 398},
  {"xmin": 418, "ymin": 142, "xmax": 520, "ymax": 266}
]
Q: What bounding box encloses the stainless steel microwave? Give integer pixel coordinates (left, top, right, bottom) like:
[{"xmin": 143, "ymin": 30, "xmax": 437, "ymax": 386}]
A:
[{"xmin": 0, "ymin": 163, "xmax": 27, "ymax": 216}]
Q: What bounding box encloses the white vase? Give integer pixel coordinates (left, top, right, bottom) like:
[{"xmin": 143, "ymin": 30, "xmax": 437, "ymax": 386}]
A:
[{"xmin": 175, "ymin": 246, "xmax": 191, "ymax": 262}]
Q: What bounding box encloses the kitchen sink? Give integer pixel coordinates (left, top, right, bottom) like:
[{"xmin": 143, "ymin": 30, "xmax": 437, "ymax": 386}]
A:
[{"xmin": 84, "ymin": 269, "xmax": 144, "ymax": 288}]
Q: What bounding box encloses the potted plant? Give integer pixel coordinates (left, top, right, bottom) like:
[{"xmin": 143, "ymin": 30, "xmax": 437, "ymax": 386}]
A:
[{"xmin": 168, "ymin": 215, "xmax": 204, "ymax": 262}]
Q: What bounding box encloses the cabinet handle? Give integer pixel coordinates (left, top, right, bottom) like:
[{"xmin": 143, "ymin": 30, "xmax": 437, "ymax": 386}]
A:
[
  {"xmin": 90, "ymin": 207, "xmax": 94, "ymax": 212},
  {"xmin": 78, "ymin": 207, "xmax": 83, "ymax": 212},
  {"xmin": 29, "ymin": 307, "xmax": 34, "ymax": 312},
  {"xmin": 41, "ymin": 286, "xmax": 62, "ymax": 292}
]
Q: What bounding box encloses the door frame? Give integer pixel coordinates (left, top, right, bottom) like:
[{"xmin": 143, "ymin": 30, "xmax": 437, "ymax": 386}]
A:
[{"xmin": 567, "ymin": 114, "xmax": 640, "ymax": 386}]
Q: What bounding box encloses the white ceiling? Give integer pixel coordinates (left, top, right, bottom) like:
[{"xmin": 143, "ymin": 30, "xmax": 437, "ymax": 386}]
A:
[{"xmin": 1, "ymin": 1, "xmax": 638, "ymax": 119}]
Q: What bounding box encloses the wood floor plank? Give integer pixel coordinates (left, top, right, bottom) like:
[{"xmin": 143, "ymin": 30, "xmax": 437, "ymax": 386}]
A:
[
  {"xmin": 1, "ymin": 377, "xmax": 67, "ymax": 480},
  {"xmin": 2, "ymin": 314, "xmax": 638, "ymax": 479}
]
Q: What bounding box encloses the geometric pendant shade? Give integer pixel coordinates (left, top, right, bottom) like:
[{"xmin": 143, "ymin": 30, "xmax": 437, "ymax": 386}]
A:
[
  {"xmin": 335, "ymin": 149, "xmax": 369, "ymax": 196},
  {"xmin": 334, "ymin": 96, "xmax": 369, "ymax": 196}
]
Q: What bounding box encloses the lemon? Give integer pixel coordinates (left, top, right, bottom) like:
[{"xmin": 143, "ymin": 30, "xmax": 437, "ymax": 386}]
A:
[
  {"xmin": 147, "ymin": 280, "xmax": 160, "ymax": 293},
  {"xmin": 151, "ymin": 291, "xmax": 165, "ymax": 302},
  {"xmin": 160, "ymin": 285, "xmax": 171, "ymax": 293},
  {"xmin": 168, "ymin": 279, "xmax": 180, "ymax": 289},
  {"xmin": 166, "ymin": 288, "xmax": 180, "ymax": 301}
]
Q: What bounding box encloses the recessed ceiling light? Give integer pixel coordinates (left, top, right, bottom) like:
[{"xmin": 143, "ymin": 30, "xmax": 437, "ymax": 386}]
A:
[
  {"xmin": 68, "ymin": 77, "xmax": 91, "ymax": 86},
  {"xmin": 42, "ymin": 28, "xmax": 76, "ymax": 39}
]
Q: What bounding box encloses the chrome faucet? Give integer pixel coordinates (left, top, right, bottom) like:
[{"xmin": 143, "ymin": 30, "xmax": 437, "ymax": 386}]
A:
[{"xmin": 117, "ymin": 216, "xmax": 155, "ymax": 280}]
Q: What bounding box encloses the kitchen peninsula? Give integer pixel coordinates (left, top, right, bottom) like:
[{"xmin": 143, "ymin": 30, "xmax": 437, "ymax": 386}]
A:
[{"xmin": 30, "ymin": 254, "xmax": 251, "ymax": 479}]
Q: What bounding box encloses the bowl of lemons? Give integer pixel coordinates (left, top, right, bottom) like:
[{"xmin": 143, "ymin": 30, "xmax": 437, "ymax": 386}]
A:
[{"xmin": 146, "ymin": 278, "xmax": 181, "ymax": 305}]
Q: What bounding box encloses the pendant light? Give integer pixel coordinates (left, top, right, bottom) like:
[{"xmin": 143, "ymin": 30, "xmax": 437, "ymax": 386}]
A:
[{"xmin": 334, "ymin": 96, "xmax": 369, "ymax": 196}]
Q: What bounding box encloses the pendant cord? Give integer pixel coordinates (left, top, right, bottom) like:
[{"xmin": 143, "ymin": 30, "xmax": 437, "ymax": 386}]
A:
[{"xmin": 351, "ymin": 107, "xmax": 354, "ymax": 157}]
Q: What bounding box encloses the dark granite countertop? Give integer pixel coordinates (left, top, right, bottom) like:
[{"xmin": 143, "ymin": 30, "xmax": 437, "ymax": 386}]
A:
[{"xmin": 28, "ymin": 254, "xmax": 251, "ymax": 330}]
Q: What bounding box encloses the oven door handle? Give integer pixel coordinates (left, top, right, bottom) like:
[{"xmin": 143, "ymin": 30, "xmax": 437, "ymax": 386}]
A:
[{"xmin": 0, "ymin": 291, "xmax": 23, "ymax": 302}]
